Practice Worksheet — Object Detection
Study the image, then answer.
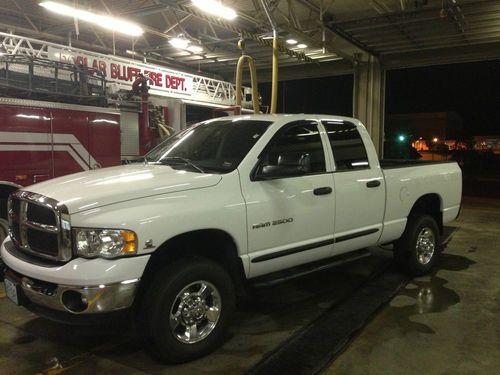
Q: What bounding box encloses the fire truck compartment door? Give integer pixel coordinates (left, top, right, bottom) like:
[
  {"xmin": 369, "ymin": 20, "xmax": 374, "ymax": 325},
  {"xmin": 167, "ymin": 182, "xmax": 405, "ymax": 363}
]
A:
[
  {"xmin": 0, "ymin": 106, "xmax": 52, "ymax": 185},
  {"xmin": 120, "ymin": 111, "xmax": 140, "ymax": 158}
]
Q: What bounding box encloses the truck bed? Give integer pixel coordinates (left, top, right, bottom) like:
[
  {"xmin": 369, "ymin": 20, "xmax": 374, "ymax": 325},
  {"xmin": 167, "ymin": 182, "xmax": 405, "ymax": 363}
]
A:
[{"xmin": 380, "ymin": 159, "xmax": 456, "ymax": 169}]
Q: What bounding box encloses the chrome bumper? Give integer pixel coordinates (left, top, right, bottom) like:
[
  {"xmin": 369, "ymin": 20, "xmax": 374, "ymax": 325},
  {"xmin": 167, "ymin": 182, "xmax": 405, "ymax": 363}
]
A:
[{"xmin": 5, "ymin": 268, "xmax": 139, "ymax": 314}]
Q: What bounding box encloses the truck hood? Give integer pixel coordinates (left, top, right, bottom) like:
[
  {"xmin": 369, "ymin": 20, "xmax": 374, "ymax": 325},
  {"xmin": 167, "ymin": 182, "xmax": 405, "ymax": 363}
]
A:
[{"xmin": 24, "ymin": 164, "xmax": 222, "ymax": 214}]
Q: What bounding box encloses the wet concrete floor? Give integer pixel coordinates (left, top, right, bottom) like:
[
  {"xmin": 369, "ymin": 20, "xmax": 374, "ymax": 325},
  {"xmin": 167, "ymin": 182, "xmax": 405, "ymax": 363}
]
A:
[
  {"xmin": 0, "ymin": 248, "xmax": 392, "ymax": 374},
  {"xmin": 0, "ymin": 197, "xmax": 498, "ymax": 374},
  {"xmin": 324, "ymin": 197, "xmax": 500, "ymax": 375}
]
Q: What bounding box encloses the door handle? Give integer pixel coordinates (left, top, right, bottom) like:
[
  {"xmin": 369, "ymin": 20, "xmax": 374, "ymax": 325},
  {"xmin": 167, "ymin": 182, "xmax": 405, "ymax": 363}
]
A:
[
  {"xmin": 366, "ymin": 180, "xmax": 381, "ymax": 188},
  {"xmin": 313, "ymin": 187, "xmax": 333, "ymax": 195}
]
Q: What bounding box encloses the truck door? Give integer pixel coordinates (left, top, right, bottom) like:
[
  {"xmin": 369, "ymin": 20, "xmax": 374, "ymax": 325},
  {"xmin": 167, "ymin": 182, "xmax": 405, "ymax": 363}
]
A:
[
  {"xmin": 321, "ymin": 120, "xmax": 385, "ymax": 255},
  {"xmin": 0, "ymin": 105, "xmax": 52, "ymax": 185},
  {"xmin": 242, "ymin": 120, "xmax": 335, "ymax": 278}
]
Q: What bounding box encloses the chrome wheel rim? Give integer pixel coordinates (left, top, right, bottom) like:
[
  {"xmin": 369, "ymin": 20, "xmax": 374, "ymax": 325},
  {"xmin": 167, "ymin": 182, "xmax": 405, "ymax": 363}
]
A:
[
  {"xmin": 415, "ymin": 227, "xmax": 436, "ymax": 265},
  {"xmin": 169, "ymin": 281, "xmax": 221, "ymax": 344}
]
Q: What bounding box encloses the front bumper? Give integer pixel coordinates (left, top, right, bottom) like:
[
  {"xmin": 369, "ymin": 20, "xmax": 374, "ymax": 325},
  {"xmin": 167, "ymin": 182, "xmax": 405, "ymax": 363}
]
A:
[
  {"xmin": 5, "ymin": 267, "xmax": 139, "ymax": 314},
  {"xmin": 1, "ymin": 237, "xmax": 149, "ymax": 315}
]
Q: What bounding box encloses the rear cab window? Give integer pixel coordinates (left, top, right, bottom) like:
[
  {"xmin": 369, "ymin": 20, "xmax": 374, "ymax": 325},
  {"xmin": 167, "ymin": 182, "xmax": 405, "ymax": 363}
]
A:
[{"xmin": 322, "ymin": 120, "xmax": 369, "ymax": 171}]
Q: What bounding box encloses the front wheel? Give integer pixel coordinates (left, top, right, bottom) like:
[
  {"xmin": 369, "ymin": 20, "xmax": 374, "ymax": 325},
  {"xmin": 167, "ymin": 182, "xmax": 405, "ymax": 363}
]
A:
[
  {"xmin": 139, "ymin": 257, "xmax": 235, "ymax": 363},
  {"xmin": 0, "ymin": 218, "xmax": 8, "ymax": 245},
  {"xmin": 394, "ymin": 215, "xmax": 440, "ymax": 276}
]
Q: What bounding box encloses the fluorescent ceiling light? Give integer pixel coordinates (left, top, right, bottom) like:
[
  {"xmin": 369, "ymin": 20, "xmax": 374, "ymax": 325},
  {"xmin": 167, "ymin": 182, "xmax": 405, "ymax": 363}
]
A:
[
  {"xmin": 286, "ymin": 39, "xmax": 298, "ymax": 45},
  {"xmin": 297, "ymin": 43, "xmax": 308, "ymax": 48},
  {"xmin": 186, "ymin": 45, "xmax": 203, "ymax": 53},
  {"xmin": 169, "ymin": 37, "xmax": 190, "ymax": 49},
  {"xmin": 192, "ymin": 0, "xmax": 237, "ymax": 20},
  {"xmin": 40, "ymin": 1, "xmax": 143, "ymax": 37}
]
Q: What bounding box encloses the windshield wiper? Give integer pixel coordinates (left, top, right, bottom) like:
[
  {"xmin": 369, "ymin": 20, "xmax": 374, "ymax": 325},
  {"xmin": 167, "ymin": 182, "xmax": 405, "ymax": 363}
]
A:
[{"xmin": 158, "ymin": 157, "xmax": 205, "ymax": 173}]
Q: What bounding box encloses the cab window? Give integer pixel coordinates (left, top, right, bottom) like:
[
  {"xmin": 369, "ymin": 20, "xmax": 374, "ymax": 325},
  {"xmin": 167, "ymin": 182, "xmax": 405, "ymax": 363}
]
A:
[
  {"xmin": 255, "ymin": 120, "xmax": 326, "ymax": 179},
  {"xmin": 322, "ymin": 120, "xmax": 369, "ymax": 171}
]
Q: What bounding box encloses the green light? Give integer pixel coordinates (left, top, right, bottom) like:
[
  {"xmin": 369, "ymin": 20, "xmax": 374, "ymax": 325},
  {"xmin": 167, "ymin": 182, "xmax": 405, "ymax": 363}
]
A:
[{"xmin": 398, "ymin": 135, "xmax": 406, "ymax": 142}]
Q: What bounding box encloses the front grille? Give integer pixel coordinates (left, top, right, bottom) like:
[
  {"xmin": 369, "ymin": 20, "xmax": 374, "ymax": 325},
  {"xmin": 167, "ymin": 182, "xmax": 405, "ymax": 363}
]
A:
[
  {"xmin": 27, "ymin": 204, "xmax": 57, "ymax": 226},
  {"xmin": 8, "ymin": 191, "xmax": 72, "ymax": 262},
  {"xmin": 27, "ymin": 229, "xmax": 59, "ymax": 256}
]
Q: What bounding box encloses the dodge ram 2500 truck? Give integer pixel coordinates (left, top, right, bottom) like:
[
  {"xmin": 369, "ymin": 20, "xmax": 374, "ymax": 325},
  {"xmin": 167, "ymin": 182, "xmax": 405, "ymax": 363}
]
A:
[{"xmin": 1, "ymin": 114, "xmax": 462, "ymax": 363}]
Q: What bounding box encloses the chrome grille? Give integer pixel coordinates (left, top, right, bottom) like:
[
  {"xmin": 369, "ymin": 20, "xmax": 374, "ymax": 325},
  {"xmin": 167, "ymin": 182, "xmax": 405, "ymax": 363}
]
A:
[{"xmin": 7, "ymin": 191, "xmax": 72, "ymax": 262}]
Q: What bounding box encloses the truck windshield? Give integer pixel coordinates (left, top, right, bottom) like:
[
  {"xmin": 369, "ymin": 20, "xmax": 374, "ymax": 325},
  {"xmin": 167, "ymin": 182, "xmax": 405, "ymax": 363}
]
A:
[{"xmin": 145, "ymin": 119, "xmax": 272, "ymax": 173}]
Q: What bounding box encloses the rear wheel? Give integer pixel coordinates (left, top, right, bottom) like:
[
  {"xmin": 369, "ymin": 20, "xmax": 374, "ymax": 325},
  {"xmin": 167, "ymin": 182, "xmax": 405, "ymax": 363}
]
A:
[
  {"xmin": 139, "ymin": 257, "xmax": 235, "ymax": 363},
  {"xmin": 394, "ymin": 215, "xmax": 440, "ymax": 276}
]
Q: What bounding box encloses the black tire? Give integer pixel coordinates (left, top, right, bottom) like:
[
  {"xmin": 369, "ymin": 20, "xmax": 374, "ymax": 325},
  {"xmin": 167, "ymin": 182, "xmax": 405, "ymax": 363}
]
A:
[
  {"xmin": 394, "ymin": 215, "xmax": 440, "ymax": 276},
  {"xmin": 0, "ymin": 218, "xmax": 8, "ymax": 245},
  {"xmin": 138, "ymin": 257, "xmax": 235, "ymax": 363}
]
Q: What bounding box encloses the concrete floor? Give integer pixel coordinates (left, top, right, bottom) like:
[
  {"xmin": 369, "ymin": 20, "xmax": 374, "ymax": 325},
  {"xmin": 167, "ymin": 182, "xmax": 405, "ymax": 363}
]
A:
[
  {"xmin": 0, "ymin": 197, "xmax": 498, "ymax": 374},
  {"xmin": 324, "ymin": 197, "xmax": 500, "ymax": 375}
]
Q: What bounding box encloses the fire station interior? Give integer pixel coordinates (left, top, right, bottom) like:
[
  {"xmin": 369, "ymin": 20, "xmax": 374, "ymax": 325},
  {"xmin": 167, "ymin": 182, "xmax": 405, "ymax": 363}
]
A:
[{"xmin": 0, "ymin": 1, "xmax": 499, "ymax": 374}]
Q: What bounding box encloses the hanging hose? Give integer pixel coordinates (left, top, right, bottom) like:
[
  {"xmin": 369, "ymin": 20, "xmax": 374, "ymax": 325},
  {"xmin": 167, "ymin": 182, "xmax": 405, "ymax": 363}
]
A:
[
  {"xmin": 235, "ymin": 55, "xmax": 260, "ymax": 114},
  {"xmin": 271, "ymin": 31, "xmax": 278, "ymax": 114},
  {"xmin": 157, "ymin": 122, "xmax": 172, "ymax": 138},
  {"xmin": 260, "ymin": 0, "xmax": 278, "ymax": 114}
]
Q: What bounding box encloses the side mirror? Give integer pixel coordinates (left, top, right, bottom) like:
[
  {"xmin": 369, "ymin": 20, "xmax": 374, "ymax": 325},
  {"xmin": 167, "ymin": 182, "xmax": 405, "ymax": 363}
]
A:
[{"xmin": 256, "ymin": 152, "xmax": 310, "ymax": 179}]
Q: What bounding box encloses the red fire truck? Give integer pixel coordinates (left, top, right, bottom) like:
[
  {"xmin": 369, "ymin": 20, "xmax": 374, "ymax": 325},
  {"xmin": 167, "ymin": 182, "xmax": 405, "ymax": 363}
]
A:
[
  {"xmin": 0, "ymin": 99, "xmax": 108, "ymax": 240},
  {"xmin": 0, "ymin": 95, "xmax": 174, "ymax": 243},
  {"xmin": 0, "ymin": 38, "xmax": 245, "ymax": 243}
]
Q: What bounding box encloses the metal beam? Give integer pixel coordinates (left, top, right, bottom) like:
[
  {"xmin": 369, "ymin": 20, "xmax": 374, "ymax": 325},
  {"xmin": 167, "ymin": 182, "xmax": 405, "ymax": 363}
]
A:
[
  {"xmin": 12, "ymin": 0, "xmax": 38, "ymax": 32},
  {"xmin": 295, "ymin": 0, "xmax": 375, "ymax": 56},
  {"xmin": 168, "ymin": 1, "xmax": 314, "ymax": 63}
]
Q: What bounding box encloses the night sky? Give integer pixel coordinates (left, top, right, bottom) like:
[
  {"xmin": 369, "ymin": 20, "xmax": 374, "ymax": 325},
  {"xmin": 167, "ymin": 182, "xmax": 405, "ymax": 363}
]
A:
[{"xmin": 260, "ymin": 59, "xmax": 500, "ymax": 137}]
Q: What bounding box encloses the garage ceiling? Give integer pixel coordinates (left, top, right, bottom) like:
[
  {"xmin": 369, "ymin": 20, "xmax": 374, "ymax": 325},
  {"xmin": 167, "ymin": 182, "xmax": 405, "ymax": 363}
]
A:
[{"xmin": 1, "ymin": 0, "xmax": 499, "ymax": 81}]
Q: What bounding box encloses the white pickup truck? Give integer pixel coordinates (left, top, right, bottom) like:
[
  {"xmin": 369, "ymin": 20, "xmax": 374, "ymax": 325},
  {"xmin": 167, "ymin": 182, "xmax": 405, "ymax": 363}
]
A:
[{"xmin": 1, "ymin": 114, "xmax": 462, "ymax": 362}]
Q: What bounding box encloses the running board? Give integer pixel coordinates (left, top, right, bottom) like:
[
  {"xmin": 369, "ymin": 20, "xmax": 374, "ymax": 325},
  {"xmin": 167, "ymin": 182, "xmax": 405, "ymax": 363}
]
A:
[{"xmin": 249, "ymin": 249, "xmax": 371, "ymax": 288}]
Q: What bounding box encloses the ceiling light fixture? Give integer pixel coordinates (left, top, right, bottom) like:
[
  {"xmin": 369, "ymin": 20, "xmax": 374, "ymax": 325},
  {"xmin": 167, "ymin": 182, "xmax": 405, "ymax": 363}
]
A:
[
  {"xmin": 286, "ymin": 39, "xmax": 298, "ymax": 45},
  {"xmin": 186, "ymin": 45, "xmax": 203, "ymax": 53},
  {"xmin": 192, "ymin": 0, "xmax": 237, "ymax": 21},
  {"xmin": 40, "ymin": 1, "xmax": 143, "ymax": 36},
  {"xmin": 169, "ymin": 37, "xmax": 190, "ymax": 49},
  {"xmin": 297, "ymin": 43, "xmax": 308, "ymax": 48}
]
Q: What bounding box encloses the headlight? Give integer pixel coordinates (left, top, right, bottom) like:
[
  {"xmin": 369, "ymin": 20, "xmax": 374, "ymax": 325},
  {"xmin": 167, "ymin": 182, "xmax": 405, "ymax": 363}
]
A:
[{"xmin": 73, "ymin": 228, "xmax": 137, "ymax": 259}]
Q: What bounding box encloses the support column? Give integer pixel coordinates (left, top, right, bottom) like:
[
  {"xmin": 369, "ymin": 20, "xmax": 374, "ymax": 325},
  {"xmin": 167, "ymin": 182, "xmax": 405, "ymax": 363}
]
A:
[
  {"xmin": 167, "ymin": 99, "xmax": 186, "ymax": 132},
  {"xmin": 353, "ymin": 55, "xmax": 386, "ymax": 157}
]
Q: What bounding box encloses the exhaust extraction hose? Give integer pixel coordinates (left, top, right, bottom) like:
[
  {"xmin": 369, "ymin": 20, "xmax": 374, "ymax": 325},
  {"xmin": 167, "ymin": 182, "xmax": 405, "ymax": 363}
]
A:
[{"xmin": 235, "ymin": 54, "xmax": 260, "ymax": 114}]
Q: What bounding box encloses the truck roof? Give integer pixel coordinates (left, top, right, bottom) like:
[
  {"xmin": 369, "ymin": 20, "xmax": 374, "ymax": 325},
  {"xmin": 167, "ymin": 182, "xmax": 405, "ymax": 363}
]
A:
[{"xmin": 213, "ymin": 113, "xmax": 360, "ymax": 125}]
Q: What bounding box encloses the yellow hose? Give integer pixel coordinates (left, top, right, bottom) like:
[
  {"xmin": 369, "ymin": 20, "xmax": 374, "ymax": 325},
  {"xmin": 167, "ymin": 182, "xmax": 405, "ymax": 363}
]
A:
[
  {"xmin": 235, "ymin": 55, "xmax": 260, "ymax": 114},
  {"xmin": 270, "ymin": 32, "xmax": 278, "ymax": 114}
]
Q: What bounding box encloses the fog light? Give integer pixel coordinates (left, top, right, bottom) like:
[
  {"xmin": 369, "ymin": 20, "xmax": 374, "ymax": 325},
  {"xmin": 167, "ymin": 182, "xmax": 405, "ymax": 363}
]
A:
[{"xmin": 61, "ymin": 290, "xmax": 88, "ymax": 313}]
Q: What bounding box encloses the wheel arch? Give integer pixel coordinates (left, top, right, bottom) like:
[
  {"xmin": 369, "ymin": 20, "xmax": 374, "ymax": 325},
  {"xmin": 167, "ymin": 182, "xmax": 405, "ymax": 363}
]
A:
[
  {"xmin": 408, "ymin": 193, "xmax": 443, "ymax": 234},
  {"xmin": 137, "ymin": 229, "xmax": 247, "ymax": 303}
]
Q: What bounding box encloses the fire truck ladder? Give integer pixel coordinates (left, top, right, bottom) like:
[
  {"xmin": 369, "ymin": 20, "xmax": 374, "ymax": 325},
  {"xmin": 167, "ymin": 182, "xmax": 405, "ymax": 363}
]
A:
[
  {"xmin": 0, "ymin": 54, "xmax": 107, "ymax": 106},
  {"xmin": 0, "ymin": 32, "xmax": 248, "ymax": 107}
]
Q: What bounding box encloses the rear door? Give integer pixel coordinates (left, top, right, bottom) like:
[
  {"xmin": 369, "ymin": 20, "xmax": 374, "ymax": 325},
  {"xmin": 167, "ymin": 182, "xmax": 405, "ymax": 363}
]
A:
[{"xmin": 321, "ymin": 120, "xmax": 385, "ymax": 255}]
